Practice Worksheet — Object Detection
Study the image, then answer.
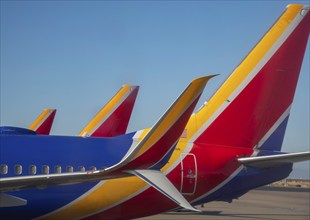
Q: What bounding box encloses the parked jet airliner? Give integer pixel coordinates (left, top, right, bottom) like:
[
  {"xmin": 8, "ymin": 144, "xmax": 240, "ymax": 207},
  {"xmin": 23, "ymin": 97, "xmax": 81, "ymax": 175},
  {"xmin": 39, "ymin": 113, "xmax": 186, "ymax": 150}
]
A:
[{"xmin": 0, "ymin": 4, "xmax": 309, "ymax": 220}]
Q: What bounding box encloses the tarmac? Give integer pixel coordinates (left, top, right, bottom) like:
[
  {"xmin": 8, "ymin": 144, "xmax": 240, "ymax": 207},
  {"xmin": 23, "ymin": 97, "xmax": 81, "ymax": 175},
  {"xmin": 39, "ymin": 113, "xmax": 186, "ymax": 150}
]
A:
[{"xmin": 139, "ymin": 187, "xmax": 310, "ymax": 220}]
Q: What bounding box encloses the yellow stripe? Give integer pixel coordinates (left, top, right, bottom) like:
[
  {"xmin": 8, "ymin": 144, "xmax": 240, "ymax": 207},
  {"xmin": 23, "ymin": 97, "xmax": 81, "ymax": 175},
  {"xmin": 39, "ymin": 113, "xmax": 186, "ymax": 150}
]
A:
[
  {"xmin": 28, "ymin": 109, "xmax": 53, "ymax": 131},
  {"xmin": 78, "ymin": 85, "xmax": 132, "ymax": 136},
  {"xmin": 39, "ymin": 177, "xmax": 147, "ymax": 220}
]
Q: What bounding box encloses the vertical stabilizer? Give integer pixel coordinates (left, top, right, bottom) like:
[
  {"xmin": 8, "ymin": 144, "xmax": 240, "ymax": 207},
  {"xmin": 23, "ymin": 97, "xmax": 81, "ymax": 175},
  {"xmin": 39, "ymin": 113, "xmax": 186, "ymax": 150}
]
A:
[
  {"xmin": 28, "ymin": 109, "xmax": 56, "ymax": 135},
  {"xmin": 190, "ymin": 4, "xmax": 309, "ymax": 151},
  {"xmin": 79, "ymin": 85, "xmax": 139, "ymax": 137}
]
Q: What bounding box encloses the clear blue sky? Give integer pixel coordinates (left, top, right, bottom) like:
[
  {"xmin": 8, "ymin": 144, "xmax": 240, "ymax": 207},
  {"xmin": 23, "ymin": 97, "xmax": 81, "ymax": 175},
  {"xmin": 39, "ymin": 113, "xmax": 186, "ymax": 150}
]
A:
[{"xmin": 1, "ymin": 1, "xmax": 309, "ymax": 178}]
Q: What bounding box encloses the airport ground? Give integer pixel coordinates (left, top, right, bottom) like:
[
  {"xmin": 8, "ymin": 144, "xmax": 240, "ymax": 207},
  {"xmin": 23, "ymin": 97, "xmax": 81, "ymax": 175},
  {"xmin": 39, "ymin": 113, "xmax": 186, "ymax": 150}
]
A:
[{"xmin": 140, "ymin": 187, "xmax": 310, "ymax": 220}]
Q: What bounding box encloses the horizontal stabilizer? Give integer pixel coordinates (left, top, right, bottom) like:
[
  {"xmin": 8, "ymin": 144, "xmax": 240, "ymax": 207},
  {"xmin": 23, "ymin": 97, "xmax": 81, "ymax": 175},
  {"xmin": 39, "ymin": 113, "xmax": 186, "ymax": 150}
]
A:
[
  {"xmin": 0, "ymin": 193, "xmax": 27, "ymax": 207},
  {"xmin": 128, "ymin": 170, "xmax": 200, "ymax": 212},
  {"xmin": 238, "ymin": 151, "xmax": 310, "ymax": 168}
]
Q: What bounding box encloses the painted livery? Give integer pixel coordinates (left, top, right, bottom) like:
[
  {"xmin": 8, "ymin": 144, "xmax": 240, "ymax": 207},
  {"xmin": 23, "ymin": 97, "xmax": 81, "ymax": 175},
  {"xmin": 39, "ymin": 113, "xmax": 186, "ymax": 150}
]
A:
[{"xmin": 0, "ymin": 4, "xmax": 309, "ymax": 220}]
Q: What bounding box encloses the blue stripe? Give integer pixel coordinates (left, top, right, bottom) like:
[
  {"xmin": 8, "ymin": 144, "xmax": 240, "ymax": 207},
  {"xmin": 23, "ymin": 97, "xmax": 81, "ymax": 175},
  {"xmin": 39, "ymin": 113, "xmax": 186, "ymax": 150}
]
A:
[{"xmin": 259, "ymin": 115, "xmax": 290, "ymax": 151}]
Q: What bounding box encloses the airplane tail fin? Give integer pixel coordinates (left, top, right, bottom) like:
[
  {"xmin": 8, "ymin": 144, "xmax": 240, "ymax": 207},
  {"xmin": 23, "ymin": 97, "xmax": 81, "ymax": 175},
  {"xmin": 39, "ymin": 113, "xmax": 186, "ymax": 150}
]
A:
[
  {"xmin": 79, "ymin": 84, "xmax": 139, "ymax": 137},
  {"xmin": 190, "ymin": 4, "xmax": 309, "ymax": 151},
  {"xmin": 28, "ymin": 109, "xmax": 56, "ymax": 135},
  {"xmin": 106, "ymin": 76, "xmax": 215, "ymax": 172}
]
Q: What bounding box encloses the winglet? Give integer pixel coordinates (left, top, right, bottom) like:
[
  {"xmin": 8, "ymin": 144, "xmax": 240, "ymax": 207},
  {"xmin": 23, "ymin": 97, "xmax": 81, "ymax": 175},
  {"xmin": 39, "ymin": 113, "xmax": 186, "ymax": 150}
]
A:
[
  {"xmin": 104, "ymin": 75, "xmax": 216, "ymax": 173},
  {"xmin": 28, "ymin": 109, "xmax": 56, "ymax": 135},
  {"xmin": 79, "ymin": 85, "xmax": 139, "ymax": 137},
  {"xmin": 128, "ymin": 170, "xmax": 200, "ymax": 212}
]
